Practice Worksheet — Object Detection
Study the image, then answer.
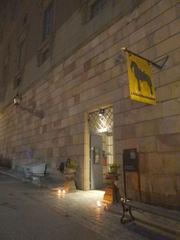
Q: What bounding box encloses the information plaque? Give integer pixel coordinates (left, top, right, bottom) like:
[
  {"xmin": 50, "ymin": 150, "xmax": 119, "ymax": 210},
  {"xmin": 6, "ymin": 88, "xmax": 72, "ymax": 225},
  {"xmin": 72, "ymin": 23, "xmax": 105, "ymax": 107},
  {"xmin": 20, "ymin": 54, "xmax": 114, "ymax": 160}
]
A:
[{"xmin": 123, "ymin": 149, "xmax": 138, "ymax": 172}]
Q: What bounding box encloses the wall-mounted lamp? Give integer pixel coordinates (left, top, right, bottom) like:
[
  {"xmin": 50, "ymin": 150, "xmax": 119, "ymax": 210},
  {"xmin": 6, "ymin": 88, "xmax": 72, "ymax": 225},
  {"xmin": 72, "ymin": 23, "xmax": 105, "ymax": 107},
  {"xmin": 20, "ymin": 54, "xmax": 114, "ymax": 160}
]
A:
[
  {"xmin": 13, "ymin": 94, "xmax": 21, "ymax": 105},
  {"xmin": 13, "ymin": 93, "xmax": 44, "ymax": 119},
  {"xmin": 99, "ymin": 109, "xmax": 105, "ymax": 117}
]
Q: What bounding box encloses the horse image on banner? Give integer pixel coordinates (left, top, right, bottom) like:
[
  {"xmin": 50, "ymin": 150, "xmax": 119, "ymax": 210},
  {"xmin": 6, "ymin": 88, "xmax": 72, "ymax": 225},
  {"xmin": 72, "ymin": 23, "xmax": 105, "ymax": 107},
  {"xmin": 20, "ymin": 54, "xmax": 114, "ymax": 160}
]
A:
[
  {"xmin": 127, "ymin": 53, "xmax": 156, "ymax": 105},
  {"xmin": 130, "ymin": 61, "xmax": 153, "ymax": 94}
]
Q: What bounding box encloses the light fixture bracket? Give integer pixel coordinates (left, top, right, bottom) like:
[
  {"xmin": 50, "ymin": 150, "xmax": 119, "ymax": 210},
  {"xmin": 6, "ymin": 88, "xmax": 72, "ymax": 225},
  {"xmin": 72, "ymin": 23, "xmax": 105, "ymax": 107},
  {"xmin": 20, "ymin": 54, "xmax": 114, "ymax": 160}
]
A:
[
  {"xmin": 99, "ymin": 109, "xmax": 105, "ymax": 117},
  {"xmin": 13, "ymin": 93, "xmax": 22, "ymax": 105}
]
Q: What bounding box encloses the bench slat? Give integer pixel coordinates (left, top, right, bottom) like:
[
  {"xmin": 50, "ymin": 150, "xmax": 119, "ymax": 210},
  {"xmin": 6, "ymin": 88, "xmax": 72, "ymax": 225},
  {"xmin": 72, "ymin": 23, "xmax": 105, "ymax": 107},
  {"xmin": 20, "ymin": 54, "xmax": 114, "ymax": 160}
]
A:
[{"xmin": 125, "ymin": 200, "xmax": 180, "ymax": 222}]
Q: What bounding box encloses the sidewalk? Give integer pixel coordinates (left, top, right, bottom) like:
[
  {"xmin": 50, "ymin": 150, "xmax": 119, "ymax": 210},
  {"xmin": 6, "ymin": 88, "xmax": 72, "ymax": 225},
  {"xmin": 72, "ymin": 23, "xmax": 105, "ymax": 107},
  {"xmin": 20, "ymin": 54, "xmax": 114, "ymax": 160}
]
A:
[
  {"xmin": 107, "ymin": 202, "xmax": 180, "ymax": 239},
  {"xmin": 0, "ymin": 167, "xmax": 64, "ymax": 188},
  {"xmin": 0, "ymin": 168, "xmax": 179, "ymax": 239},
  {"xmin": 0, "ymin": 167, "xmax": 22, "ymax": 180}
]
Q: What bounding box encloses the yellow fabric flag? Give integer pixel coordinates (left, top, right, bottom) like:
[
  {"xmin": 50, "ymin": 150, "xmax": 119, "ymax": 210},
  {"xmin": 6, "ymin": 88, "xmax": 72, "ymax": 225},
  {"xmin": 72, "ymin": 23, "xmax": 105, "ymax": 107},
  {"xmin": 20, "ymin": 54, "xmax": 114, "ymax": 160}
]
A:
[{"xmin": 127, "ymin": 52, "xmax": 156, "ymax": 105}]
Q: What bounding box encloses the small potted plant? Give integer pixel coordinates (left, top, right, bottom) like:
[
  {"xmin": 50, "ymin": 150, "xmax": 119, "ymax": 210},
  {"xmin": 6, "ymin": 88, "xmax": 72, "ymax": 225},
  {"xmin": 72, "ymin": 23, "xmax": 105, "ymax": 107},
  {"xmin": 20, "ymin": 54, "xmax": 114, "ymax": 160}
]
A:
[
  {"xmin": 104, "ymin": 163, "xmax": 121, "ymax": 205},
  {"xmin": 106, "ymin": 163, "xmax": 119, "ymax": 181},
  {"xmin": 63, "ymin": 158, "xmax": 78, "ymax": 192},
  {"xmin": 64, "ymin": 158, "xmax": 78, "ymax": 179}
]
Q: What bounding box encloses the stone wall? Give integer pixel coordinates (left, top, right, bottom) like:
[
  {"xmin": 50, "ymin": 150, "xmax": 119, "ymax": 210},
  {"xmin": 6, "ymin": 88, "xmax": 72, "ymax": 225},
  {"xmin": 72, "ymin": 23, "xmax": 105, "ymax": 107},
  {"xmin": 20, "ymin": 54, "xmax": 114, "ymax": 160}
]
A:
[
  {"xmin": 0, "ymin": 0, "xmax": 144, "ymax": 106},
  {"xmin": 0, "ymin": 0, "xmax": 179, "ymax": 208}
]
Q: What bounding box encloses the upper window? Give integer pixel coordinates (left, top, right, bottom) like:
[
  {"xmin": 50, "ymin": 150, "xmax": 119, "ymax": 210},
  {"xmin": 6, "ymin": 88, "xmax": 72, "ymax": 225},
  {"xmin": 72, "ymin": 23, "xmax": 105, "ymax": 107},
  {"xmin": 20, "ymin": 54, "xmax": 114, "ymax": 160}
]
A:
[
  {"xmin": 17, "ymin": 39, "xmax": 26, "ymax": 70},
  {"xmin": 42, "ymin": 2, "xmax": 54, "ymax": 41},
  {"xmin": 0, "ymin": 26, "xmax": 3, "ymax": 43},
  {"xmin": 81, "ymin": 0, "xmax": 109, "ymax": 23},
  {"xmin": 90, "ymin": 0, "xmax": 107, "ymax": 19},
  {"xmin": 1, "ymin": 61, "xmax": 9, "ymax": 100}
]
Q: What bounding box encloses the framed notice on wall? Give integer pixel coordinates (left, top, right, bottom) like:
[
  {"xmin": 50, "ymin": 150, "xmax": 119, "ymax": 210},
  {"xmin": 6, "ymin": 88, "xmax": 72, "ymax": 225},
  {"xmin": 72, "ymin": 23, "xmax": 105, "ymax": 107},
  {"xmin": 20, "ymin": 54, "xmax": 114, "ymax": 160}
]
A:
[{"xmin": 123, "ymin": 149, "xmax": 138, "ymax": 172}]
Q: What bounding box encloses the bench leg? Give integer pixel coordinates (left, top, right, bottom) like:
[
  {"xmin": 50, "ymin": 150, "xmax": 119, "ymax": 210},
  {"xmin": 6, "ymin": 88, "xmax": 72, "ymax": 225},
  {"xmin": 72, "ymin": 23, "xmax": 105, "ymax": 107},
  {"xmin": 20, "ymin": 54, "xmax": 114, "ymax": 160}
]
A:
[
  {"xmin": 121, "ymin": 207, "xmax": 126, "ymax": 224},
  {"xmin": 129, "ymin": 206, "xmax": 135, "ymax": 221},
  {"xmin": 120, "ymin": 201, "xmax": 135, "ymax": 224},
  {"xmin": 120, "ymin": 201, "xmax": 126, "ymax": 224}
]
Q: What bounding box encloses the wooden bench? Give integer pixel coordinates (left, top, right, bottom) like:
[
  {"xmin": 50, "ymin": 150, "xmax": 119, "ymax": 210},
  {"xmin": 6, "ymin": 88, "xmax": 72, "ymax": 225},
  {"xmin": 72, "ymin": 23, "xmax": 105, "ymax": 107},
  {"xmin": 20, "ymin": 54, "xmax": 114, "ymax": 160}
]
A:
[
  {"xmin": 24, "ymin": 163, "xmax": 49, "ymax": 178},
  {"xmin": 120, "ymin": 197, "xmax": 180, "ymax": 224}
]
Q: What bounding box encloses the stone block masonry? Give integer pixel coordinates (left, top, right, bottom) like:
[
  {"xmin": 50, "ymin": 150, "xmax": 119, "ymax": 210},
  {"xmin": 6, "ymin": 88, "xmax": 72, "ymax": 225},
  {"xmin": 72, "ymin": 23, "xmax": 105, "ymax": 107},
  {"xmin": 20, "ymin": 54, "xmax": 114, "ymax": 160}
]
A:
[{"xmin": 0, "ymin": 0, "xmax": 179, "ymax": 207}]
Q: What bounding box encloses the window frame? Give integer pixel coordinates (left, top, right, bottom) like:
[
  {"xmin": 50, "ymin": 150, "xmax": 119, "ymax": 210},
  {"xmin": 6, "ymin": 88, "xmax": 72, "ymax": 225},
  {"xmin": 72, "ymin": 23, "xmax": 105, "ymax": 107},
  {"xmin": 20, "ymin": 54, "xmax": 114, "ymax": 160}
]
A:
[{"xmin": 42, "ymin": 1, "xmax": 54, "ymax": 41}]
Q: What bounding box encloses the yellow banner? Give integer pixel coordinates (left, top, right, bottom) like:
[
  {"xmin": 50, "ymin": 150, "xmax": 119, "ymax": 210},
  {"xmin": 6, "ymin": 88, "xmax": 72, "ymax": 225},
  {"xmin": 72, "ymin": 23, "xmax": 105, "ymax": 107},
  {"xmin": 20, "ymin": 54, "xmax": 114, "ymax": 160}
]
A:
[{"xmin": 127, "ymin": 53, "xmax": 156, "ymax": 105}]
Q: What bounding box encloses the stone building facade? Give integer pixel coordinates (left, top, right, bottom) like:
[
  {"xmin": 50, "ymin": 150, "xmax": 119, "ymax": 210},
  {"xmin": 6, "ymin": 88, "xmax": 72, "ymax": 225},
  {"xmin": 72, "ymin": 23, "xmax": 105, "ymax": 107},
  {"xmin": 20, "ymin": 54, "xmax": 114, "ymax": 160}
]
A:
[{"xmin": 0, "ymin": 0, "xmax": 179, "ymax": 208}]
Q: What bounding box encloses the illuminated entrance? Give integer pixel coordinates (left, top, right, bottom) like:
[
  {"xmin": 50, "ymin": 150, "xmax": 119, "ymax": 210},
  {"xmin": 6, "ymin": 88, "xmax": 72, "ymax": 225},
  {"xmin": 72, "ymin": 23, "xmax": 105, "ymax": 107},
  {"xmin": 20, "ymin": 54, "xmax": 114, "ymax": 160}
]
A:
[{"xmin": 88, "ymin": 107, "xmax": 113, "ymax": 190}]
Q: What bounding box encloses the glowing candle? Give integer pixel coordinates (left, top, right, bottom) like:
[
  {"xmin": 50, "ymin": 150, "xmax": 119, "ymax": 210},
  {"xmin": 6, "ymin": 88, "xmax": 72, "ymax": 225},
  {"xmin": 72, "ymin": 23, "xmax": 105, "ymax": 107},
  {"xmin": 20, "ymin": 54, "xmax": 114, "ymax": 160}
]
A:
[
  {"xmin": 58, "ymin": 189, "xmax": 62, "ymax": 195},
  {"xmin": 96, "ymin": 200, "xmax": 102, "ymax": 207}
]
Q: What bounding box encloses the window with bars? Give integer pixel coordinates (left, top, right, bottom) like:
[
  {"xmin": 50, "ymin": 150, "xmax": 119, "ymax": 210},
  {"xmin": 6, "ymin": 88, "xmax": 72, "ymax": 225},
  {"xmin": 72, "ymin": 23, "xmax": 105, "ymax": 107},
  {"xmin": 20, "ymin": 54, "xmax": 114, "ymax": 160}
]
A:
[
  {"xmin": 88, "ymin": 107, "xmax": 113, "ymax": 134},
  {"xmin": 42, "ymin": 1, "xmax": 54, "ymax": 41}
]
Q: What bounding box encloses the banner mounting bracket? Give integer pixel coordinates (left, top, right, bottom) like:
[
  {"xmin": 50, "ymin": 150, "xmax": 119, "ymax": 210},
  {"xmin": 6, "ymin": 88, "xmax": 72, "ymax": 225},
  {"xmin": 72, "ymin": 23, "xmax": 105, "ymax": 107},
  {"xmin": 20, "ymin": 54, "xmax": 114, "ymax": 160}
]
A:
[{"xmin": 121, "ymin": 47, "xmax": 168, "ymax": 70}]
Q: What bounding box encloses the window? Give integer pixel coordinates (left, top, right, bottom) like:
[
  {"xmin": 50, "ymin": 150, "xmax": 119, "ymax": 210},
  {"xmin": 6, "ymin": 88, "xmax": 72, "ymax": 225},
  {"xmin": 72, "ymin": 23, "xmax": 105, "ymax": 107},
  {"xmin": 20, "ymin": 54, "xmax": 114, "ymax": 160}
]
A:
[
  {"xmin": 42, "ymin": 2, "xmax": 54, "ymax": 41},
  {"xmin": 41, "ymin": 48, "xmax": 49, "ymax": 63},
  {"xmin": 0, "ymin": 45, "xmax": 10, "ymax": 100},
  {"xmin": 17, "ymin": 40, "xmax": 26, "ymax": 70},
  {"xmin": 90, "ymin": 0, "xmax": 107, "ymax": 19},
  {"xmin": 0, "ymin": 26, "xmax": 3, "ymax": 43},
  {"xmin": 0, "ymin": 64, "xmax": 8, "ymax": 101},
  {"xmin": 14, "ymin": 75, "xmax": 22, "ymax": 89},
  {"xmin": 81, "ymin": 0, "xmax": 109, "ymax": 24},
  {"xmin": 37, "ymin": 44, "xmax": 50, "ymax": 66},
  {"xmin": 23, "ymin": 14, "xmax": 28, "ymax": 25},
  {"xmin": 11, "ymin": 0, "xmax": 18, "ymax": 21}
]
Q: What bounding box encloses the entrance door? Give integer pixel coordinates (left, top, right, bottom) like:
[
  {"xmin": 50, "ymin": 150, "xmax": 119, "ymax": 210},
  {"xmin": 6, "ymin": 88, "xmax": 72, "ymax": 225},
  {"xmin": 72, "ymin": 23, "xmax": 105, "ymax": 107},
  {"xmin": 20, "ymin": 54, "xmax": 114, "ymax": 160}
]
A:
[
  {"xmin": 90, "ymin": 134, "xmax": 103, "ymax": 189},
  {"xmin": 88, "ymin": 107, "xmax": 114, "ymax": 190}
]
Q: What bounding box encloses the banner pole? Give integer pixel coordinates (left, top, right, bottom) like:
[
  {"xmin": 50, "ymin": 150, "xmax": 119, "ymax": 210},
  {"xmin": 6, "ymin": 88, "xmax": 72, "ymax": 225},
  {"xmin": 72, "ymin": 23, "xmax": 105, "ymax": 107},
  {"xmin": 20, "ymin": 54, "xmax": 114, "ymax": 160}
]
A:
[{"xmin": 121, "ymin": 47, "xmax": 168, "ymax": 69}]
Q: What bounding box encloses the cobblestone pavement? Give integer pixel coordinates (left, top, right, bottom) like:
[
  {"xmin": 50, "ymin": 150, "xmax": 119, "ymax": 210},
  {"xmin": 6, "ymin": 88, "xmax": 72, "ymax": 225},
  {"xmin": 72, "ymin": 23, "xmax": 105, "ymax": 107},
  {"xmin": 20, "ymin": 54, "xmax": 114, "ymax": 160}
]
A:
[{"xmin": 0, "ymin": 174, "xmax": 172, "ymax": 240}]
